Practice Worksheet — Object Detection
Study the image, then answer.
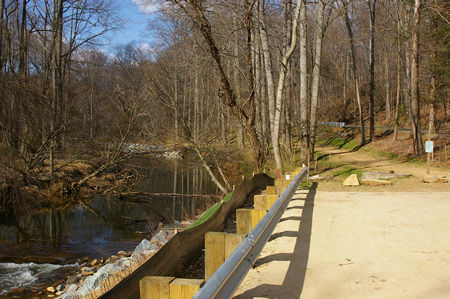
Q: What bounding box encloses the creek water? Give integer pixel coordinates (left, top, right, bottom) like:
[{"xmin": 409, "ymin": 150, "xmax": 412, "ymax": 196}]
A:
[{"xmin": 0, "ymin": 157, "xmax": 220, "ymax": 294}]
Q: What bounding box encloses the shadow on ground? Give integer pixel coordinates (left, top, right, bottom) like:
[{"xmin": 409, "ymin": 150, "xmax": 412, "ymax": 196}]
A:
[{"xmin": 234, "ymin": 183, "xmax": 317, "ymax": 299}]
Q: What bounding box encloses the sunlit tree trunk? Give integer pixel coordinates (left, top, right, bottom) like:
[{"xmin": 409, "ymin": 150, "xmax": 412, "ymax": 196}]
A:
[
  {"xmin": 410, "ymin": 0, "xmax": 423, "ymax": 155},
  {"xmin": 299, "ymin": 0, "xmax": 308, "ymax": 160},
  {"xmin": 385, "ymin": 50, "xmax": 390, "ymax": 121},
  {"xmin": 393, "ymin": 0, "xmax": 402, "ymax": 141},
  {"xmin": 309, "ymin": 0, "xmax": 325, "ymax": 157},
  {"xmin": 367, "ymin": 0, "xmax": 377, "ymax": 142},
  {"xmin": 343, "ymin": 0, "xmax": 365, "ymax": 146}
]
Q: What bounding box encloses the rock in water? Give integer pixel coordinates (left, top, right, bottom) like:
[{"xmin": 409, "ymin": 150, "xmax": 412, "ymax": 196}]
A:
[
  {"xmin": 56, "ymin": 284, "xmax": 65, "ymax": 292},
  {"xmin": 343, "ymin": 174, "xmax": 360, "ymax": 186},
  {"xmin": 46, "ymin": 286, "xmax": 56, "ymax": 293}
]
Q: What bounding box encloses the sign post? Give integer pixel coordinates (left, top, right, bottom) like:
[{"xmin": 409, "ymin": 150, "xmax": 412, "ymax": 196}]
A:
[{"xmin": 425, "ymin": 141, "xmax": 434, "ymax": 175}]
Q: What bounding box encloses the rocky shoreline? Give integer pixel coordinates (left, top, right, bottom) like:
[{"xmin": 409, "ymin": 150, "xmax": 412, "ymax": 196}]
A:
[{"xmin": 2, "ymin": 225, "xmax": 187, "ymax": 298}]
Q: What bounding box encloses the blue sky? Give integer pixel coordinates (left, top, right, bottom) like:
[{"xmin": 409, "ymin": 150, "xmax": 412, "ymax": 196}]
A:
[{"xmin": 102, "ymin": 0, "xmax": 157, "ymax": 53}]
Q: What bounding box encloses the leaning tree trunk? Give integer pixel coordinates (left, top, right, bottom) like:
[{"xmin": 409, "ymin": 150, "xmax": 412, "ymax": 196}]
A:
[
  {"xmin": 410, "ymin": 0, "xmax": 423, "ymax": 155},
  {"xmin": 173, "ymin": 0, "xmax": 265, "ymax": 168}
]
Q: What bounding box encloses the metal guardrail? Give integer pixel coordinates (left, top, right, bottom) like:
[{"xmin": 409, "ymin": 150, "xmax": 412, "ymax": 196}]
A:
[{"xmin": 192, "ymin": 168, "xmax": 308, "ymax": 299}]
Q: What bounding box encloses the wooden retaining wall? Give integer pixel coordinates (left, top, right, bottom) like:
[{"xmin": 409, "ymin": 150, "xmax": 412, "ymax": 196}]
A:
[{"xmin": 99, "ymin": 173, "xmax": 273, "ymax": 299}]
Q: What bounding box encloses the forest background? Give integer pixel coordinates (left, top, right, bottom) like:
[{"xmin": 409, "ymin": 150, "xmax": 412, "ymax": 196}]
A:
[{"xmin": 0, "ymin": 0, "xmax": 448, "ymax": 205}]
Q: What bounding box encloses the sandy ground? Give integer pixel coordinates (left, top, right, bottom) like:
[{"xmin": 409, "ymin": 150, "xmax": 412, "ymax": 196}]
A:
[
  {"xmin": 314, "ymin": 146, "xmax": 450, "ymax": 192},
  {"xmin": 233, "ymin": 189, "xmax": 450, "ymax": 299}
]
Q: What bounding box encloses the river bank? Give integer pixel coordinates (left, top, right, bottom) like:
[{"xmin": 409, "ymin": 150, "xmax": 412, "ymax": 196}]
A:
[{"xmin": 0, "ymin": 149, "xmax": 226, "ymax": 297}]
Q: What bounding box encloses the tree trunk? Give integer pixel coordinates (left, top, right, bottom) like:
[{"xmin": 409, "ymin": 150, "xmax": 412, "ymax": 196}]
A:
[
  {"xmin": 427, "ymin": 75, "xmax": 436, "ymax": 139},
  {"xmin": 343, "ymin": 0, "xmax": 365, "ymax": 146},
  {"xmin": 367, "ymin": 0, "xmax": 377, "ymax": 142},
  {"xmin": 309, "ymin": 0, "xmax": 325, "ymax": 157},
  {"xmin": 258, "ymin": 0, "xmax": 280, "ymax": 171},
  {"xmin": 233, "ymin": 6, "xmax": 244, "ymax": 149},
  {"xmin": 410, "ymin": 0, "xmax": 423, "ymax": 155},
  {"xmin": 393, "ymin": 1, "xmax": 402, "ymax": 141},
  {"xmin": 343, "ymin": 54, "xmax": 349, "ymax": 121},
  {"xmin": 254, "ymin": 23, "xmax": 263, "ymax": 141},
  {"xmin": 18, "ymin": 0, "xmax": 27, "ymax": 75},
  {"xmin": 174, "ymin": 73, "xmax": 179, "ymax": 141},
  {"xmin": 299, "ymin": 0, "xmax": 309, "ymax": 160},
  {"xmin": 0, "ymin": 0, "xmax": 4, "ymax": 72},
  {"xmin": 385, "ymin": 50, "xmax": 390, "ymax": 121}
]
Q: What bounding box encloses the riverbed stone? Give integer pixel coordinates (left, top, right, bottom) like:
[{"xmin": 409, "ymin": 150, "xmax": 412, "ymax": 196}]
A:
[
  {"xmin": 89, "ymin": 259, "xmax": 98, "ymax": 266},
  {"xmin": 46, "ymin": 286, "xmax": 56, "ymax": 293},
  {"xmin": 117, "ymin": 250, "xmax": 127, "ymax": 256},
  {"xmin": 133, "ymin": 239, "xmax": 158, "ymax": 255},
  {"xmin": 66, "ymin": 274, "xmax": 81, "ymax": 285},
  {"xmin": 56, "ymin": 284, "xmax": 65, "ymax": 291},
  {"xmin": 116, "ymin": 257, "xmax": 131, "ymax": 269},
  {"xmin": 81, "ymin": 266, "xmax": 93, "ymax": 273},
  {"xmin": 67, "ymin": 284, "xmax": 78, "ymax": 292}
]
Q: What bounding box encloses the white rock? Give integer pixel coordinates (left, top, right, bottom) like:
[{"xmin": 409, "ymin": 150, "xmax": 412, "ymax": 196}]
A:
[{"xmin": 342, "ymin": 174, "xmax": 360, "ymax": 186}]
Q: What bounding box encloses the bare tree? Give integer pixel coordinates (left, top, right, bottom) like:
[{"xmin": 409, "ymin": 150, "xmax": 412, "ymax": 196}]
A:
[
  {"xmin": 367, "ymin": 0, "xmax": 376, "ymax": 142},
  {"xmin": 309, "ymin": 0, "xmax": 325, "ymax": 157},
  {"xmin": 342, "ymin": 0, "xmax": 365, "ymax": 146},
  {"xmin": 410, "ymin": 0, "xmax": 423, "ymax": 155},
  {"xmin": 170, "ymin": 0, "xmax": 265, "ymax": 168}
]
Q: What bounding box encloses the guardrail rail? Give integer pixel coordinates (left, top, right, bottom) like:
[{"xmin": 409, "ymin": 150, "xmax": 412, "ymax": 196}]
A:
[{"xmin": 193, "ymin": 168, "xmax": 308, "ymax": 299}]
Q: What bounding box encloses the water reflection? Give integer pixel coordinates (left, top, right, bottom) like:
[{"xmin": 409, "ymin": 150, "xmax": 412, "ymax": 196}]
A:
[
  {"xmin": 0, "ymin": 157, "xmax": 219, "ymax": 262},
  {"xmin": 131, "ymin": 158, "xmax": 219, "ymax": 195}
]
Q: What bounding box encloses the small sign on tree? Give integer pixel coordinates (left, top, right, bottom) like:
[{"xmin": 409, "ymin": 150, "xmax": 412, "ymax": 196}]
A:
[{"xmin": 425, "ymin": 141, "xmax": 434, "ymax": 153}]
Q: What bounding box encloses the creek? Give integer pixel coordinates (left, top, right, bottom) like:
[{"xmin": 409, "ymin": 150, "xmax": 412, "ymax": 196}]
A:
[{"xmin": 0, "ymin": 156, "xmax": 220, "ymax": 295}]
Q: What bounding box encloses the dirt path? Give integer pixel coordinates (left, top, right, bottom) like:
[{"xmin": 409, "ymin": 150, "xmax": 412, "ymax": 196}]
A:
[
  {"xmin": 234, "ymin": 189, "xmax": 450, "ymax": 299},
  {"xmin": 314, "ymin": 146, "xmax": 449, "ymax": 192}
]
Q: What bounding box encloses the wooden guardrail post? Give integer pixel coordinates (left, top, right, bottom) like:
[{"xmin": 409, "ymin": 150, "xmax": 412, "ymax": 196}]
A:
[
  {"xmin": 254, "ymin": 194, "xmax": 278, "ymax": 210},
  {"xmin": 264, "ymin": 185, "xmax": 277, "ymax": 195},
  {"xmin": 236, "ymin": 209, "xmax": 266, "ymax": 234},
  {"xmin": 140, "ymin": 276, "xmax": 175, "ymax": 299},
  {"xmin": 225, "ymin": 233, "xmax": 246, "ymax": 259},
  {"xmin": 205, "ymin": 232, "xmax": 247, "ymax": 280},
  {"xmin": 275, "ymin": 179, "xmax": 292, "ymax": 195},
  {"xmin": 169, "ymin": 278, "xmax": 204, "ymax": 299},
  {"xmin": 205, "ymin": 232, "xmax": 226, "ymax": 280}
]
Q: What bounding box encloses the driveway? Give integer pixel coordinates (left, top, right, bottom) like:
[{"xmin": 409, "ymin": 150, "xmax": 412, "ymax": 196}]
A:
[{"xmin": 234, "ymin": 189, "xmax": 450, "ymax": 298}]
